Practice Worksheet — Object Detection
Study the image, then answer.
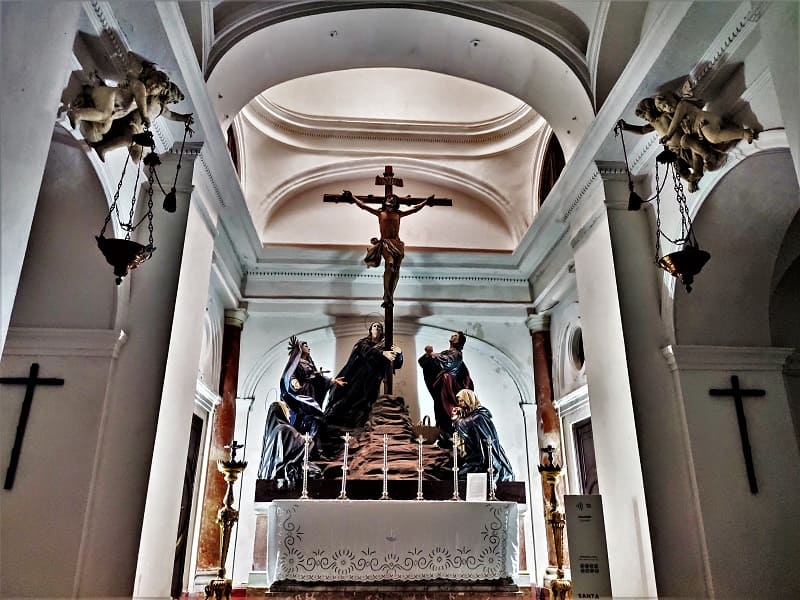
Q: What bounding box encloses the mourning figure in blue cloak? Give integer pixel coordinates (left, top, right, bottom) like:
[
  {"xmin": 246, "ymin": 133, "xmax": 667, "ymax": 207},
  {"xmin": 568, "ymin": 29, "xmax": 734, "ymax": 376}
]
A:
[
  {"xmin": 418, "ymin": 331, "xmax": 474, "ymax": 436},
  {"xmin": 323, "ymin": 322, "xmax": 402, "ymax": 429},
  {"xmin": 257, "ymin": 400, "xmax": 321, "ymax": 486},
  {"xmin": 280, "ymin": 336, "xmax": 344, "ymax": 438},
  {"xmin": 453, "ymin": 389, "xmax": 513, "ymax": 483}
]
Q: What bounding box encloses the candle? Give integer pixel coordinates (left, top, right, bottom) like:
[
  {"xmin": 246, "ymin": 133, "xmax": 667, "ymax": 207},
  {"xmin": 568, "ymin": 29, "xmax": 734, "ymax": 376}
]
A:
[
  {"xmin": 383, "ymin": 433, "xmax": 388, "ymax": 471},
  {"xmin": 417, "ymin": 436, "xmax": 423, "ymax": 470}
]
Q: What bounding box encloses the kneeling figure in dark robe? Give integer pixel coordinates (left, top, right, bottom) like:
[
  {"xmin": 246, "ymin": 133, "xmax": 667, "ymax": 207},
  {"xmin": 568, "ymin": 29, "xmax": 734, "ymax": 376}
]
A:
[
  {"xmin": 453, "ymin": 389, "xmax": 514, "ymax": 483},
  {"xmin": 258, "ymin": 401, "xmax": 321, "ymax": 487}
]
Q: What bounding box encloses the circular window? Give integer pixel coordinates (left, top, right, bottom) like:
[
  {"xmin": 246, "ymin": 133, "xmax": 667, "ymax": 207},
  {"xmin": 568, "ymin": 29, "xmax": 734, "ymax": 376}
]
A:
[{"xmin": 570, "ymin": 327, "xmax": 585, "ymax": 370}]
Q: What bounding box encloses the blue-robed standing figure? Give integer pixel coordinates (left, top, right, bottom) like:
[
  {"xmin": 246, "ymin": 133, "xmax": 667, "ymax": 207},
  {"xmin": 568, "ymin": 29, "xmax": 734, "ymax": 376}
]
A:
[{"xmin": 280, "ymin": 336, "xmax": 344, "ymax": 438}]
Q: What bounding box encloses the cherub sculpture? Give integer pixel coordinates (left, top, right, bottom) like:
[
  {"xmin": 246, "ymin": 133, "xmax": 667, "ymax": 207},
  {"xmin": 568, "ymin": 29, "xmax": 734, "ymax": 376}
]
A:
[
  {"xmin": 655, "ymin": 91, "xmax": 756, "ymax": 146},
  {"xmin": 65, "ymin": 55, "xmax": 192, "ymax": 162},
  {"xmin": 88, "ymin": 80, "xmax": 193, "ymax": 163},
  {"xmin": 619, "ymin": 97, "xmax": 725, "ymax": 192},
  {"xmin": 619, "ymin": 82, "xmax": 756, "ymax": 192}
]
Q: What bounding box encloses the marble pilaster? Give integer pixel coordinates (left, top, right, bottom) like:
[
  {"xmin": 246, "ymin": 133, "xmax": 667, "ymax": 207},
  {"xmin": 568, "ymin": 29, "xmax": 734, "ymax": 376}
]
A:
[{"xmin": 196, "ymin": 308, "xmax": 248, "ymax": 577}]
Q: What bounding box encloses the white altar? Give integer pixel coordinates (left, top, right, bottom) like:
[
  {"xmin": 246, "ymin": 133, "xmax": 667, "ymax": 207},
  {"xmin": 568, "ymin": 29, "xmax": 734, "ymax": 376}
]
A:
[{"xmin": 250, "ymin": 499, "xmax": 519, "ymax": 587}]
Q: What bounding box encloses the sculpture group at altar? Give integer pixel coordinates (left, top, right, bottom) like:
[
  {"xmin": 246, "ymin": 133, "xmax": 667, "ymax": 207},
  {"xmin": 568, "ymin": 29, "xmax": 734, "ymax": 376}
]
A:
[{"xmin": 258, "ymin": 322, "xmax": 513, "ymax": 488}]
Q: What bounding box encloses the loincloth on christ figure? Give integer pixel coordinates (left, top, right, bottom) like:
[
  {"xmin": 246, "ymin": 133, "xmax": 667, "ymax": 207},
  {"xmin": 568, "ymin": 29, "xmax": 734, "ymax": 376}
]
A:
[{"xmin": 364, "ymin": 237, "xmax": 404, "ymax": 268}]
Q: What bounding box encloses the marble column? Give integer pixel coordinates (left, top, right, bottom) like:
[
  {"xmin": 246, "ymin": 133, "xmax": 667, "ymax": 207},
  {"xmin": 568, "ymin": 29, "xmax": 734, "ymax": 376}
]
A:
[
  {"xmin": 196, "ymin": 308, "xmax": 248, "ymax": 579},
  {"xmin": 526, "ymin": 314, "xmax": 568, "ymax": 582}
]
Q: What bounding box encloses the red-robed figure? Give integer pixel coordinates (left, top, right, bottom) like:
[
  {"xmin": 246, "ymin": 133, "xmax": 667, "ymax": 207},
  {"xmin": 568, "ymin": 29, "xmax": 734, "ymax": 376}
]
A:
[{"xmin": 418, "ymin": 331, "xmax": 474, "ymax": 437}]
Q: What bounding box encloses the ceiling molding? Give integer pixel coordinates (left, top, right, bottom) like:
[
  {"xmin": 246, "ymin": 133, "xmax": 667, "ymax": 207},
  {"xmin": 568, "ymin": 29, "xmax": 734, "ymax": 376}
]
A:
[
  {"xmin": 208, "ymin": 1, "xmax": 591, "ymax": 98},
  {"xmin": 243, "ymin": 94, "xmax": 543, "ymax": 150}
]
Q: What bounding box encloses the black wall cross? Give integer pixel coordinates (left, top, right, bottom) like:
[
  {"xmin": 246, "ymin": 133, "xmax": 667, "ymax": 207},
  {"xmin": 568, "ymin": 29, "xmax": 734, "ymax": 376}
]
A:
[
  {"xmin": 709, "ymin": 375, "xmax": 766, "ymax": 494},
  {"xmin": 1, "ymin": 363, "xmax": 64, "ymax": 490}
]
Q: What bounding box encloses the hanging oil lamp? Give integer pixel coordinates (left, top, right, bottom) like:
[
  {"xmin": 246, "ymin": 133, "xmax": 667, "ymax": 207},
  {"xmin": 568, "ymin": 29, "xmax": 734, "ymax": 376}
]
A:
[
  {"xmin": 615, "ymin": 122, "xmax": 710, "ymax": 292},
  {"xmin": 96, "ymin": 137, "xmax": 158, "ymax": 285}
]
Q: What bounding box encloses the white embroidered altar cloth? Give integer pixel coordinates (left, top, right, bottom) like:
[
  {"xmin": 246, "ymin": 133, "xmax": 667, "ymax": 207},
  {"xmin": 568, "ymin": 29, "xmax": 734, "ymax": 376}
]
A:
[{"xmin": 266, "ymin": 499, "xmax": 518, "ymax": 584}]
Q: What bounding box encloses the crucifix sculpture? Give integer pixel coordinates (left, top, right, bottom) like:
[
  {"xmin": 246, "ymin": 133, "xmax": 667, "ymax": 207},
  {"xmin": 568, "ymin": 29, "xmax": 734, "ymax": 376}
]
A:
[
  {"xmin": 324, "ymin": 166, "xmax": 452, "ymax": 393},
  {"xmin": 709, "ymin": 375, "xmax": 766, "ymax": 494},
  {"xmin": 1, "ymin": 363, "xmax": 64, "ymax": 490}
]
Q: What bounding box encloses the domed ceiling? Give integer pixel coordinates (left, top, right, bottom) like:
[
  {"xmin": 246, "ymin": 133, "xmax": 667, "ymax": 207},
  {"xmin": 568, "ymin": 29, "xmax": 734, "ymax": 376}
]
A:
[{"xmin": 233, "ymin": 68, "xmax": 551, "ymax": 252}]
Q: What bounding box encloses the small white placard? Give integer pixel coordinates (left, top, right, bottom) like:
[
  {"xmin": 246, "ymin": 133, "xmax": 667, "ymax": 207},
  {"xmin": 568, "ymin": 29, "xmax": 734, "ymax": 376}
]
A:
[
  {"xmin": 466, "ymin": 473, "xmax": 487, "ymax": 501},
  {"xmin": 564, "ymin": 494, "xmax": 613, "ymax": 598}
]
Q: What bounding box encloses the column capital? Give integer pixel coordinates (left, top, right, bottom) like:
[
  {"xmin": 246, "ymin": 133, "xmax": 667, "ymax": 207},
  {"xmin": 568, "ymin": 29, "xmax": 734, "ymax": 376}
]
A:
[
  {"xmin": 526, "ymin": 314, "xmax": 551, "ymax": 333},
  {"xmin": 224, "ymin": 308, "xmax": 248, "ymax": 328}
]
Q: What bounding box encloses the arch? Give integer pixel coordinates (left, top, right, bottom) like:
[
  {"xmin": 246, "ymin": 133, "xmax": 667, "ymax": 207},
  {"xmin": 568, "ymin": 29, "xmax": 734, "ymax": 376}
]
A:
[
  {"xmin": 672, "ymin": 148, "xmax": 799, "ymax": 346},
  {"xmin": 260, "ymin": 157, "xmax": 520, "ymax": 245},
  {"xmin": 207, "ymin": 6, "xmax": 594, "ymax": 159}
]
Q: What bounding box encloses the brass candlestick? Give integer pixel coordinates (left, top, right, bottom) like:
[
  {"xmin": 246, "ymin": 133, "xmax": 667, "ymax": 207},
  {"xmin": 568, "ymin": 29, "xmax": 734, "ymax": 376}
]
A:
[
  {"xmin": 537, "ymin": 444, "xmax": 572, "ymax": 600},
  {"xmin": 205, "ymin": 441, "xmax": 248, "ymax": 600}
]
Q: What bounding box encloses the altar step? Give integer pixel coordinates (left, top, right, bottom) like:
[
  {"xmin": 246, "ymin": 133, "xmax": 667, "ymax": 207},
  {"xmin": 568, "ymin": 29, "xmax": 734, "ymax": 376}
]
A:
[
  {"xmin": 183, "ymin": 585, "xmax": 544, "ymax": 599},
  {"xmin": 250, "ymin": 588, "xmax": 541, "ymax": 599}
]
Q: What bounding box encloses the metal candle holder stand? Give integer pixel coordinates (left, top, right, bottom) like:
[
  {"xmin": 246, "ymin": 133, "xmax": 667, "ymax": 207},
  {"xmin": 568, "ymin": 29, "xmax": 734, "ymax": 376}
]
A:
[
  {"xmin": 380, "ymin": 433, "xmax": 390, "ymax": 500},
  {"xmin": 338, "ymin": 432, "xmax": 351, "ymax": 500},
  {"xmin": 299, "ymin": 433, "xmax": 311, "ymax": 500},
  {"xmin": 451, "ymin": 432, "xmax": 461, "ymax": 501},
  {"xmin": 486, "ymin": 437, "xmax": 497, "ymax": 501},
  {"xmin": 416, "ymin": 435, "xmax": 425, "ymax": 500}
]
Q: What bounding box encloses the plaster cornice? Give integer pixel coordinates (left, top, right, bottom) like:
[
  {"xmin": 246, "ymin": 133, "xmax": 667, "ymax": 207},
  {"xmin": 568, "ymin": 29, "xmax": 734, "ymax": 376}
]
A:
[
  {"xmin": 194, "ymin": 379, "xmax": 221, "ymax": 413},
  {"xmin": 662, "ymin": 345, "xmax": 794, "ymax": 372},
  {"xmin": 4, "ymin": 328, "xmax": 127, "ymax": 359},
  {"xmin": 244, "ymin": 95, "xmax": 544, "ymax": 151}
]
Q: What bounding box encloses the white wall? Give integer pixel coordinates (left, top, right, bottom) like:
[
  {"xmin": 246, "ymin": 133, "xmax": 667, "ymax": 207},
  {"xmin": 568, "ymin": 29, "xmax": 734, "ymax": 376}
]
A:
[{"xmin": 0, "ymin": 134, "xmax": 122, "ymax": 598}]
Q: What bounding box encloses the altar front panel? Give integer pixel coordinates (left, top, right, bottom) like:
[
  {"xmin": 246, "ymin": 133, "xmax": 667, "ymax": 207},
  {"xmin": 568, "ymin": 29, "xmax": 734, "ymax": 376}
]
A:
[{"xmin": 266, "ymin": 500, "xmax": 518, "ymax": 585}]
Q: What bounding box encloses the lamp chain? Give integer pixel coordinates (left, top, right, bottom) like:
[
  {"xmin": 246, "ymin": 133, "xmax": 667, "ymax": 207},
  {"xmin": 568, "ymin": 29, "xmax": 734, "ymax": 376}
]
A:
[
  {"xmin": 654, "ymin": 160, "xmax": 662, "ymax": 262},
  {"xmin": 672, "ymin": 168, "xmax": 691, "ymax": 242},
  {"xmin": 99, "ymin": 152, "xmax": 131, "ymax": 238},
  {"xmin": 145, "ymin": 164, "xmax": 155, "ymax": 248}
]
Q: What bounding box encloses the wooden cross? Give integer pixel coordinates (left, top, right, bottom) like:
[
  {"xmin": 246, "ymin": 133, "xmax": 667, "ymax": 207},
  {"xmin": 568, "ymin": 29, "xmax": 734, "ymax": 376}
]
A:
[
  {"xmin": 323, "ymin": 166, "xmax": 453, "ymax": 394},
  {"xmin": 709, "ymin": 375, "xmax": 765, "ymax": 494},
  {"xmin": 1, "ymin": 363, "xmax": 64, "ymax": 490},
  {"xmin": 322, "ymin": 166, "xmax": 453, "ymax": 209}
]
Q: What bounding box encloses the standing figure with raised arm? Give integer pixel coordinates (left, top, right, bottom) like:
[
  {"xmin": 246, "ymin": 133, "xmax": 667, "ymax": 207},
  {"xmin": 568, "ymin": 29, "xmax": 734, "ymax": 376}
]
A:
[
  {"xmin": 343, "ymin": 190, "xmax": 433, "ymax": 308},
  {"xmin": 418, "ymin": 331, "xmax": 474, "ymax": 440}
]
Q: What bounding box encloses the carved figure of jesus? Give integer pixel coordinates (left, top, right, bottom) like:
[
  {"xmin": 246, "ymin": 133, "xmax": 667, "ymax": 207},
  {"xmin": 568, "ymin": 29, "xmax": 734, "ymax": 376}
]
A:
[{"xmin": 342, "ymin": 190, "xmax": 433, "ymax": 307}]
